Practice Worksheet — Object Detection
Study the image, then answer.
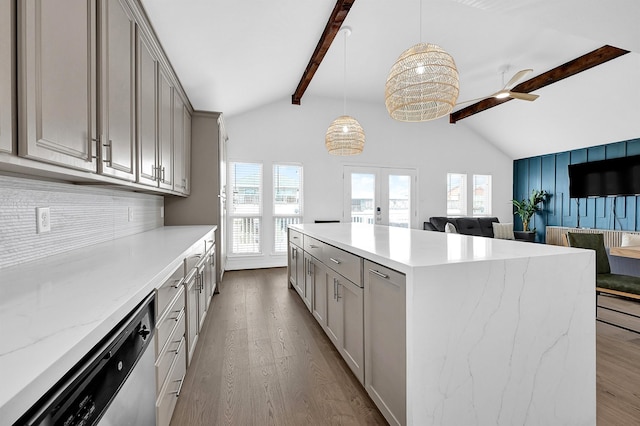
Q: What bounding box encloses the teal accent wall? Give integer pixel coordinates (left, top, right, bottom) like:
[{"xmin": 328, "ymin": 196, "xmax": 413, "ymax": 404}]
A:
[{"xmin": 513, "ymin": 137, "xmax": 640, "ymax": 243}]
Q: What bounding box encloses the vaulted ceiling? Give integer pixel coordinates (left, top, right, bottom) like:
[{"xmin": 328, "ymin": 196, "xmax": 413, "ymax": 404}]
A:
[{"xmin": 141, "ymin": 0, "xmax": 640, "ymax": 159}]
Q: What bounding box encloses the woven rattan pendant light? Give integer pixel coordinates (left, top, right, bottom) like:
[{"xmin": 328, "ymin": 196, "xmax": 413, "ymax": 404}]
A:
[
  {"xmin": 326, "ymin": 27, "xmax": 365, "ymax": 156},
  {"xmin": 384, "ymin": 1, "xmax": 459, "ymax": 122}
]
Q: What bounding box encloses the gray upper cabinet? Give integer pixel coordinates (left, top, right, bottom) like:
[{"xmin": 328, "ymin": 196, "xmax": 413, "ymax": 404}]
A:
[
  {"xmin": 0, "ymin": 0, "xmax": 15, "ymax": 154},
  {"xmin": 98, "ymin": 0, "xmax": 136, "ymax": 181},
  {"xmin": 183, "ymin": 108, "xmax": 192, "ymax": 195},
  {"xmin": 157, "ymin": 66, "xmax": 173, "ymax": 190},
  {"xmin": 18, "ymin": 0, "xmax": 97, "ymax": 171},
  {"xmin": 172, "ymin": 92, "xmax": 185, "ymax": 193},
  {"xmin": 136, "ymin": 30, "xmax": 158, "ymax": 187}
]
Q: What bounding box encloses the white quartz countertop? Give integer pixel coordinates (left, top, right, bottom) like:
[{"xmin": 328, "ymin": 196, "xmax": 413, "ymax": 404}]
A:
[
  {"xmin": 291, "ymin": 223, "xmax": 584, "ymax": 274},
  {"xmin": 0, "ymin": 225, "xmax": 216, "ymax": 425}
]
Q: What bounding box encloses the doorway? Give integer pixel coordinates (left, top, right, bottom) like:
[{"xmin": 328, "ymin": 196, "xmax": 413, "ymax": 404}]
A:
[{"xmin": 343, "ymin": 166, "xmax": 417, "ymax": 228}]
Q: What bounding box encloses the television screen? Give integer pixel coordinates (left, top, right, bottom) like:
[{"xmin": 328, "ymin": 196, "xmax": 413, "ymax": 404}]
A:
[{"xmin": 568, "ymin": 154, "xmax": 640, "ymax": 198}]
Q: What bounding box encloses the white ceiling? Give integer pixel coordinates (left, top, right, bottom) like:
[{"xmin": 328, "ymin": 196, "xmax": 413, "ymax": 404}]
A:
[{"xmin": 141, "ymin": 0, "xmax": 640, "ymax": 159}]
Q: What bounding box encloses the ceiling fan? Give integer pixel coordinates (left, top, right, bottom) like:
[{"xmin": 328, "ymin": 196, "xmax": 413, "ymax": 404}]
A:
[{"xmin": 457, "ymin": 67, "xmax": 539, "ymax": 106}]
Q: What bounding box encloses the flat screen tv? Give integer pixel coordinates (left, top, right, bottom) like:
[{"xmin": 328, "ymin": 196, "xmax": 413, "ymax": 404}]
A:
[{"xmin": 568, "ymin": 154, "xmax": 640, "ymax": 198}]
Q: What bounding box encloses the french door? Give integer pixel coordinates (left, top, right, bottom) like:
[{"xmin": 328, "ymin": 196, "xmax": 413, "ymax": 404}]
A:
[{"xmin": 343, "ymin": 166, "xmax": 417, "ymax": 228}]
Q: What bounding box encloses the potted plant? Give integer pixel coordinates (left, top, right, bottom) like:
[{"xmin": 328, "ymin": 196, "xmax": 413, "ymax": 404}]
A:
[{"xmin": 511, "ymin": 189, "xmax": 549, "ymax": 241}]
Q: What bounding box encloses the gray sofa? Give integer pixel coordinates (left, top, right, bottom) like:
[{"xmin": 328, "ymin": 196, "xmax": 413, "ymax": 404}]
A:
[{"xmin": 424, "ymin": 216, "xmax": 500, "ymax": 238}]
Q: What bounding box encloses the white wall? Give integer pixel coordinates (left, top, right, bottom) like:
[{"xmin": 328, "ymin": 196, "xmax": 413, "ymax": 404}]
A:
[{"xmin": 225, "ymin": 95, "xmax": 513, "ymax": 269}]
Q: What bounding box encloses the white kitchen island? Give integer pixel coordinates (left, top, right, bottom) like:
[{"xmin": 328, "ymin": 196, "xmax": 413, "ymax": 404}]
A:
[{"xmin": 288, "ymin": 223, "xmax": 595, "ymax": 426}]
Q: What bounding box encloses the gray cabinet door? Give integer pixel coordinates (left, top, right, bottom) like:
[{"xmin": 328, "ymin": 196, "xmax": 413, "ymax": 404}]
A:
[
  {"xmin": 183, "ymin": 108, "xmax": 192, "ymax": 195},
  {"xmin": 325, "ymin": 269, "xmax": 342, "ymax": 347},
  {"xmin": 157, "ymin": 66, "xmax": 173, "ymax": 190},
  {"xmin": 340, "ymin": 277, "xmax": 364, "ymax": 383},
  {"xmin": 311, "ymin": 256, "xmax": 328, "ymax": 326},
  {"xmin": 0, "ymin": 0, "xmax": 14, "ymax": 154},
  {"xmin": 18, "ymin": 0, "xmax": 97, "ymax": 171},
  {"xmin": 172, "ymin": 92, "xmax": 185, "ymax": 193},
  {"xmin": 136, "ymin": 30, "xmax": 157, "ymax": 187},
  {"xmin": 98, "ymin": 0, "xmax": 136, "ymax": 181},
  {"xmin": 185, "ymin": 275, "xmax": 199, "ymax": 366},
  {"xmin": 364, "ymin": 260, "xmax": 406, "ymax": 426}
]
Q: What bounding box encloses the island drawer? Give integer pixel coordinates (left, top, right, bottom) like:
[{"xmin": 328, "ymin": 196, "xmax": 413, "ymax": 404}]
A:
[
  {"xmin": 156, "ymin": 337, "xmax": 187, "ymax": 426},
  {"xmin": 156, "ymin": 320, "xmax": 185, "ymax": 397},
  {"xmin": 156, "ymin": 288, "xmax": 185, "ymax": 352},
  {"xmin": 304, "ymin": 235, "xmax": 324, "ymax": 259},
  {"xmin": 289, "ymin": 228, "xmax": 303, "ymax": 248},
  {"xmin": 323, "ymin": 243, "xmax": 362, "ymax": 286},
  {"xmin": 156, "ymin": 263, "xmax": 185, "ymax": 318}
]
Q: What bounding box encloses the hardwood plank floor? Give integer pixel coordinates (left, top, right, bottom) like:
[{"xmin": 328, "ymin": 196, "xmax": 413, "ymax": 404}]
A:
[
  {"xmin": 171, "ymin": 268, "xmax": 640, "ymax": 426},
  {"xmin": 170, "ymin": 268, "xmax": 386, "ymax": 426}
]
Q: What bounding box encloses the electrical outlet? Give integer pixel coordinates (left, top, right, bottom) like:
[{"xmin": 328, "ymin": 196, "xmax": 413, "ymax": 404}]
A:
[
  {"xmin": 160, "ymin": 206, "xmax": 164, "ymax": 218},
  {"xmin": 128, "ymin": 207, "xmax": 134, "ymax": 222},
  {"xmin": 36, "ymin": 207, "xmax": 51, "ymax": 234}
]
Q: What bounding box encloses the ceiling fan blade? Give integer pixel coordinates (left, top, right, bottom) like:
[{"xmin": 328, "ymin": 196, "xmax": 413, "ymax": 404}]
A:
[
  {"xmin": 508, "ymin": 91, "xmax": 539, "ymax": 101},
  {"xmin": 504, "ymin": 69, "xmax": 533, "ymax": 89}
]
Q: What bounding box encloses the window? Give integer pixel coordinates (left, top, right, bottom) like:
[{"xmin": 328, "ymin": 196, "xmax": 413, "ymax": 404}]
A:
[
  {"xmin": 229, "ymin": 162, "xmax": 262, "ymax": 254},
  {"xmin": 447, "ymin": 173, "xmax": 467, "ymax": 215},
  {"xmin": 273, "ymin": 164, "xmax": 303, "ymax": 253},
  {"xmin": 472, "ymin": 175, "xmax": 492, "ymax": 216}
]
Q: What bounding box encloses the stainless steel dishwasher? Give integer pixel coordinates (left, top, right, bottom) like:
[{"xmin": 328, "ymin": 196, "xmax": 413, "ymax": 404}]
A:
[{"xmin": 19, "ymin": 293, "xmax": 157, "ymax": 426}]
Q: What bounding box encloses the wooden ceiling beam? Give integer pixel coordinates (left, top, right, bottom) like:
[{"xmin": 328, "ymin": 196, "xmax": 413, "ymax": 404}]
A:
[
  {"xmin": 449, "ymin": 45, "xmax": 630, "ymax": 124},
  {"xmin": 291, "ymin": 0, "xmax": 356, "ymax": 105}
]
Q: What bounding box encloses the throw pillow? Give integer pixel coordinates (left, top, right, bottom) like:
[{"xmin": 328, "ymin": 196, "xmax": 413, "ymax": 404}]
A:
[
  {"xmin": 492, "ymin": 223, "xmax": 515, "ymax": 240},
  {"xmin": 621, "ymin": 233, "xmax": 640, "ymax": 247},
  {"xmin": 445, "ymin": 222, "xmax": 457, "ymax": 233}
]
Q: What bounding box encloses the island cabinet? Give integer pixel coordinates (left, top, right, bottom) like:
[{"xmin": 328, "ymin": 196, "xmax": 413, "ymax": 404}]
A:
[
  {"xmin": 326, "ymin": 268, "xmax": 364, "ymax": 384},
  {"xmin": 288, "ymin": 223, "xmax": 596, "ymax": 426},
  {"xmin": 18, "ymin": 0, "xmax": 98, "ymax": 171},
  {"xmin": 0, "ymin": 0, "xmax": 15, "ymax": 154},
  {"xmin": 97, "ymin": 0, "xmax": 136, "ymax": 181},
  {"xmin": 289, "ymin": 228, "xmax": 365, "ymax": 385},
  {"xmin": 308, "ymin": 255, "xmax": 328, "ymax": 325},
  {"xmin": 364, "ymin": 260, "xmax": 406, "ymax": 426},
  {"xmin": 288, "ymin": 229, "xmax": 305, "ymax": 301}
]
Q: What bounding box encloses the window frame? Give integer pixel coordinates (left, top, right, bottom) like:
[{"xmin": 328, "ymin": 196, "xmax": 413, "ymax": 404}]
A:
[
  {"xmin": 272, "ymin": 163, "xmax": 303, "ymax": 254},
  {"xmin": 228, "ymin": 161, "xmax": 263, "ymax": 256},
  {"xmin": 446, "ymin": 172, "xmax": 468, "ymax": 216},
  {"xmin": 472, "ymin": 174, "xmax": 492, "ymax": 217}
]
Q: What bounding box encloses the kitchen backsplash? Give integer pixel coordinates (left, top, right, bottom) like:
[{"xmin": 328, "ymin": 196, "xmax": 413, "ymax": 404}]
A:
[{"xmin": 0, "ymin": 174, "xmax": 164, "ymax": 269}]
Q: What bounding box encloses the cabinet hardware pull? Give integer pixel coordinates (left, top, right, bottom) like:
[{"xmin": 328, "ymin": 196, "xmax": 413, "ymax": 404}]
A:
[
  {"xmin": 333, "ymin": 278, "xmax": 337, "ymax": 300},
  {"xmin": 171, "ymin": 376, "xmax": 185, "ymax": 397},
  {"xmin": 90, "ymin": 137, "xmax": 100, "ymax": 159},
  {"xmin": 309, "ymin": 244, "xmax": 318, "ymax": 248},
  {"xmin": 329, "ymin": 257, "xmax": 341, "ymax": 264},
  {"xmin": 171, "ymin": 338, "xmax": 185, "ymax": 354},
  {"xmin": 162, "ymin": 166, "xmax": 166, "ymax": 183},
  {"xmin": 102, "ymin": 140, "xmax": 112, "ymax": 164},
  {"xmin": 170, "ymin": 308, "xmax": 184, "ymax": 322},
  {"xmin": 369, "ymin": 269, "xmax": 389, "ymax": 279},
  {"xmin": 336, "ymin": 281, "xmax": 342, "ymax": 300},
  {"xmin": 171, "ymin": 278, "xmax": 182, "ymax": 289}
]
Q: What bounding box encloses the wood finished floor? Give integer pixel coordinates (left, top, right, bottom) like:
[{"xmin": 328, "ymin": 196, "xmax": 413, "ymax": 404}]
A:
[
  {"xmin": 170, "ymin": 268, "xmax": 386, "ymax": 426},
  {"xmin": 170, "ymin": 268, "xmax": 640, "ymax": 426}
]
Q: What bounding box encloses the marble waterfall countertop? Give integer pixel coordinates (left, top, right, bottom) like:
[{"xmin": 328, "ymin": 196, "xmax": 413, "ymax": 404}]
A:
[
  {"xmin": 291, "ymin": 223, "xmax": 596, "ymax": 425},
  {"xmin": 0, "ymin": 225, "xmax": 216, "ymax": 425},
  {"xmin": 290, "ymin": 222, "xmax": 587, "ymax": 272}
]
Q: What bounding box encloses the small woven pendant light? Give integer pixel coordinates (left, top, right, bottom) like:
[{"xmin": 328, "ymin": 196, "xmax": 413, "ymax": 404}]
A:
[
  {"xmin": 384, "ymin": 2, "xmax": 459, "ymax": 122},
  {"xmin": 326, "ymin": 27, "xmax": 365, "ymax": 156}
]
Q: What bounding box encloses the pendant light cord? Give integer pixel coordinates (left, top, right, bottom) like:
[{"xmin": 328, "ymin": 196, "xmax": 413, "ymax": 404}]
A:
[
  {"xmin": 343, "ymin": 28, "xmax": 347, "ymax": 115},
  {"xmin": 419, "ymin": 0, "xmax": 423, "ymax": 42}
]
